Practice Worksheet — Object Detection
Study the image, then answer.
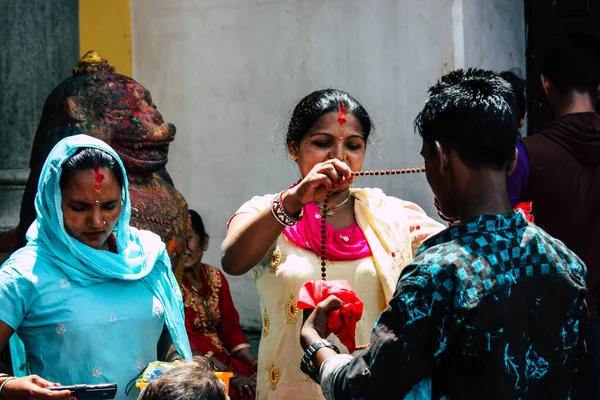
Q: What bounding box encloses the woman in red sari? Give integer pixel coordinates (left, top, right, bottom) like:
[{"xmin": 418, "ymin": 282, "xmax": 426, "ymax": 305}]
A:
[{"xmin": 183, "ymin": 209, "xmax": 257, "ymax": 399}]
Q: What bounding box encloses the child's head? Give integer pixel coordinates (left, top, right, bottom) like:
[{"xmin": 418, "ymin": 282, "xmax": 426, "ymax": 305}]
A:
[
  {"xmin": 499, "ymin": 69, "xmax": 527, "ymax": 128},
  {"xmin": 414, "ymin": 68, "xmax": 519, "ymax": 219},
  {"xmin": 139, "ymin": 361, "xmax": 227, "ymax": 400}
]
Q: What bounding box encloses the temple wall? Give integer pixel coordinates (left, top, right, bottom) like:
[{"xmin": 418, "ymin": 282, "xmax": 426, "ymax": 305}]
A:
[
  {"xmin": 131, "ymin": 0, "xmax": 526, "ymax": 332},
  {"xmin": 0, "ymin": 0, "xmax": 79, "ymax": 232},
  {"xmin": 0, "ymin": 0, "xmax": 525, "ymax": 335}
]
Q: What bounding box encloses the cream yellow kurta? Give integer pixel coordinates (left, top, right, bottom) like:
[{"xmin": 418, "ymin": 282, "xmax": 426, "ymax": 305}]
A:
[{"xmin": 235, "ymin": 188, "xmax": 444, "ymax": 399}]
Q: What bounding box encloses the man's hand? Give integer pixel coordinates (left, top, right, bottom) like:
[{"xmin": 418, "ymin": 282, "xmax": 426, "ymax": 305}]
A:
[{"xmin": 300, "ymin": 295, "xmax": 344, "ymax": 350}]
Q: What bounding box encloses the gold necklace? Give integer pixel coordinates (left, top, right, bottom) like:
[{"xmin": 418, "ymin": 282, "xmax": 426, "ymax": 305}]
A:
[
  {"xmin": 318, "ymin": 193, "xmax": 352, "ymax": 216},
  {"xmin": 319, "ymin": 167, "xmax": 426, "ymax": 280}
]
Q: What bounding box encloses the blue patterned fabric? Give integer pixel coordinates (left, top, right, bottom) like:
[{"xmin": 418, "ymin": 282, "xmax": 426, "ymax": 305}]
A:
[
  {"xmin": 325, "ymin": 211, "xmax": 587, "ymax": 399},
  {"xmin": 0, "ymin": 135, "xmax": 191, "ymax": 399}
]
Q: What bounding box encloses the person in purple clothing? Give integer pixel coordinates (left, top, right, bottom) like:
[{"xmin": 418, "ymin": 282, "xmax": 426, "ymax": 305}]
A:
[
  {"xmin": 506, "ymin": 31, "xmax": 600, "ymax": 399},
  {"xmin": 499, "ymin": 70, "xmax": 531, "ymax": 212},
  {"xmin": 500, "ymin": 69, "xmax": 527, "ymax": 130}
]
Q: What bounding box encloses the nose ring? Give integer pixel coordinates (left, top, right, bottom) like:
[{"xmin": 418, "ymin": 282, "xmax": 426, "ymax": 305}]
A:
[{"xmin": 103, "ymin": 220, "xmax": 107, "ymax": 225}]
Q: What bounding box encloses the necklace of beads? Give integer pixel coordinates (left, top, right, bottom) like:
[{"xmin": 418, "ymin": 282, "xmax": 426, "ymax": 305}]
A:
[{"xmin": 319, "ymin": 167, "xmax": 426, "ymax": 280}]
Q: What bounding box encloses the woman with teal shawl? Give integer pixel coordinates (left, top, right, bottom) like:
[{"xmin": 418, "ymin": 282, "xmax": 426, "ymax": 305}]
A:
[{"xmin": 0, "ymin": 135, "xmax": 191, "ymax": 399}]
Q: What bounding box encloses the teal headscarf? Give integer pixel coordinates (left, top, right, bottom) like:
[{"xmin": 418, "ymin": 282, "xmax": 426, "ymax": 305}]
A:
[{"xmin": 10, "ymin": 134, "xmax": 191, "ymax": 374}]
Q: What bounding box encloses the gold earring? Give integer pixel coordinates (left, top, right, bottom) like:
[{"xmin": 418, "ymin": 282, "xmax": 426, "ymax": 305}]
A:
[
  {"xmin": 290, "ymin": 153, "xmax": 297, "ymax": 162},
  {"xmin": 103, "ymin": 220, "xmax": 107, "ymax": 225}
]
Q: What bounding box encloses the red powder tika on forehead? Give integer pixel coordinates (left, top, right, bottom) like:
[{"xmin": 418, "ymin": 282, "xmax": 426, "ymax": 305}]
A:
[
  {"xmin": 337, "ymin": 101, "xmax": 347, "ymax": 126},
  {"xmin": 94, "ymin": 164, "xmax": 105, "ymax": 191}
]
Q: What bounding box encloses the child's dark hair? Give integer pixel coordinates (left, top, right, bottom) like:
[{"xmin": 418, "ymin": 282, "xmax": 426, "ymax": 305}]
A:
[
  {"xmin": 541, "ymin": 31, "xmax": 600, "ymax": 100},
  {"xmin": 500, "ymin": 69, "xmax": 527, "ymax": 126},
  {"xmin": 287, "ymin": 88, "xmax": 372, "ymax": 146},
  {"xmin": 139, "ymin": 364, "xmax": 226, "ymax": 400},
  {"xmin": 414, "ymin": 68, "xmax": 520, "ymax": 170},
  {"xmin": 59, "ymin": 147, "xmax": 124, "ymax": 189},
  {"xmin": 189, "ymin": 209, "xmax": 208, "ymax": 241}
]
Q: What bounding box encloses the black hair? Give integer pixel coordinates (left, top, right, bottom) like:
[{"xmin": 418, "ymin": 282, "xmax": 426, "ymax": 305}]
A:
[
  {"xmin": 541, "ymin": 32, "xmax": 600, "ymax": 100},
  {"xmin": 414, "ymin": 68, "xmax": 520, "ymax": 170},
  {"xmin": 139, "ymin": 364, "xmax": 226, "ymax": 400},
  {"xmin": 499, "ymin": 69, "xmax": 527, "ymax": 125},
  {"xmin": 189, "ymin": 209, "xmax": 208, "ymax": 240},
  {"xmin": 286, "ymin": 89, "xmax": 372, "ymax": 146},
  {"xmin": 59, "ymin": 147, "xmax": 124, "ymax": 189}
]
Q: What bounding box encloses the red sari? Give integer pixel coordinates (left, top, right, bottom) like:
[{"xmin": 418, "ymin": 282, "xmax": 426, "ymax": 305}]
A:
[{"xmin": 182, "ymin": 263, "xmax": 255, "ymax": 399}]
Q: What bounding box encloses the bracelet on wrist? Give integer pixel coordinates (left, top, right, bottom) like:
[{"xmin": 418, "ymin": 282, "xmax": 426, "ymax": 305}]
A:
[
  {"xmin": 300, "ymin": 339, "xmax": 340, "ymax": 384},
  {"xmin": 271, "ymin": 190, "xmax": 302, "ymax": 226},
  {"xmin": 167, "ymin": 351, "xmax": 183, "ymax": 362},
  {"xmin": 0, "ymin": 377, "xmax": 17, "ymax": 400}
]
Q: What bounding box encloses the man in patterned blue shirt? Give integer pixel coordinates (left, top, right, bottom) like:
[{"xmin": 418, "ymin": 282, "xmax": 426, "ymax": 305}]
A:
[{"xmin": 300, "ymin": 68, "xmax": 588, "ymax": 399}]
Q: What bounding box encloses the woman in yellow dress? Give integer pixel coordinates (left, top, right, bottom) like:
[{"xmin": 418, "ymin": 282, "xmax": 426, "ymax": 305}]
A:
[{"xmin": 222, "ymin": 89, "xmax": 444, "ymax": 399}]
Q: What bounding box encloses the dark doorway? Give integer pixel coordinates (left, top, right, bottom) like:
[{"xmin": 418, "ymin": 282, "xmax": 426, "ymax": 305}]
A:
[{"xmin": 525, "ymin": 0, "xmax": 600, "ymax": 135}]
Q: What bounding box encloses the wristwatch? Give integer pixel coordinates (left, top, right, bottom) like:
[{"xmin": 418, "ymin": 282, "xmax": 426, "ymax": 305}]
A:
[{"xmin": 300, "ymin": 339, "xmax": 340, "ymax": 384}]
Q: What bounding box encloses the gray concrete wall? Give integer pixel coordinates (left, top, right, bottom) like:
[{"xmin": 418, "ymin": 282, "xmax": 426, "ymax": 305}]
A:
[
  {"xmin": 131, "ymin": 0, "xmax": 525, "ymax": 332},
  {"xmin": 461, "ymin": 0, "xmax": 525, "ymax": 71},
  {"xmin": 0, "ymin": 0, "xmax": 79, "ymax": 231}
]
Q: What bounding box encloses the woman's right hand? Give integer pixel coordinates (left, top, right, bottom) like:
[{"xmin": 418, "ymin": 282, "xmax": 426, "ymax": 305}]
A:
[
  {"xmin": 230, "ymin": 373, "xmax": 256, "ymax": 400},
  {"xmin": 2, "ymin": 376, "xmax": 75, "ymax": 399},
  {"xmin": 221, "ymin": 159, "xmax": 354, "ymax": 276},
  {"xmin": 284, "ymin": 159, "xmax": 354, "ymax": 213}
]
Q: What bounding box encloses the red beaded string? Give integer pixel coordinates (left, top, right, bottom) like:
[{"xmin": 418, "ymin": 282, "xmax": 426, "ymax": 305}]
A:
[
  {"xmin": 350, "ymin": 167, "xmax": 426, "ymax": 176},
  {"xmin": 319, "ymin": 167, "xmax": 425, "ymax": 280}
]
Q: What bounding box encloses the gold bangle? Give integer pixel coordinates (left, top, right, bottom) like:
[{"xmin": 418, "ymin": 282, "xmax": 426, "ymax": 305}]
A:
[
  {"xmin": 271, "ymin": 190, "xmax": 302, "ymax": 226},
  {"xmin": 230, "ymin": 343, "xmax": 250, "ymax": 353}
]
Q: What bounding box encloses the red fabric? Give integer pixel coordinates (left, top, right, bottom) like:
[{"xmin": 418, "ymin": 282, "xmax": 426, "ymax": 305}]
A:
[
  {"xmin": 283, "ymin": 202, "xmax": 372, "ymax": 261},
  {"xmin": 297, "ymin": 280, "xmax": 364, "ymax": 353},
  {"xmin": 514, "ymin": 202, "xmax": 534, "ymax": 224},
  {"xmin": 215, "ymin": 270, "xmax": 249, "ymax": 351},
  {"xmin": 182, "ymin": 264, "xmax": 254, "ymax": 400}
]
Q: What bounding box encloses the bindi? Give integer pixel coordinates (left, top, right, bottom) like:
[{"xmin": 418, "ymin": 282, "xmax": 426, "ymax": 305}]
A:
[
  {"xmin": 94, "ymin": 164, "xmax": 105, "ymax": 191},
  {"xmin": 337, "ymin": 102, "xmax": 347, "ymax": 126},
  {"xmin": 337, "ymin": 101, "xmax": 347, "ymax": 138}
]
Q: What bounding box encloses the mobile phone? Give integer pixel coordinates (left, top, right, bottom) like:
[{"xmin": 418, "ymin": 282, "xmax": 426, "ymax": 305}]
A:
[{"xmin": 49, "ymin": 383, "xmax": 117, "ymax": 399}]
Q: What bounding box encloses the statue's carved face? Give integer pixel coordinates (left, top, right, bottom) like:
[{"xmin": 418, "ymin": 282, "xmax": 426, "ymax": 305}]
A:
[{"xmin": 68, "ymin": 75, "xmax": 175, "ymax": 174}]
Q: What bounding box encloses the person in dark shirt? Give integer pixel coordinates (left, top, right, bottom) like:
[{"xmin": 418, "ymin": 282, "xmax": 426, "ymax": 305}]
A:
[
  {"xmin": 299, "ymin": 68, "xmax": 588, "ymax": 399},
  {"xmin": 507, "ymin": 32, "xmax": 600, "ymax": 399}
]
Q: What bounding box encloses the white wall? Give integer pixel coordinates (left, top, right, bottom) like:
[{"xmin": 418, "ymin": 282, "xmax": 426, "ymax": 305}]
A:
[
  {"xmin": 461, "ymin": 0, "xmax": 526, "ymax": 71},
  {"xmin": 131, "ymin": 0, "xmax": 525, "ymax": 331}
]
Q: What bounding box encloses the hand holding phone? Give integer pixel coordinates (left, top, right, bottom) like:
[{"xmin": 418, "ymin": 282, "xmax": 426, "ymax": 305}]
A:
[{"xmin": 49, "ymin": 383, "xmax": 117, "ymax": 399}]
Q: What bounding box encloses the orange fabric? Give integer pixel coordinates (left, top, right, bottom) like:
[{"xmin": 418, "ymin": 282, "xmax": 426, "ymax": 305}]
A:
[{"xmin": 297, "ymin": 280, "xmax": 364, "ymax": 353}]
